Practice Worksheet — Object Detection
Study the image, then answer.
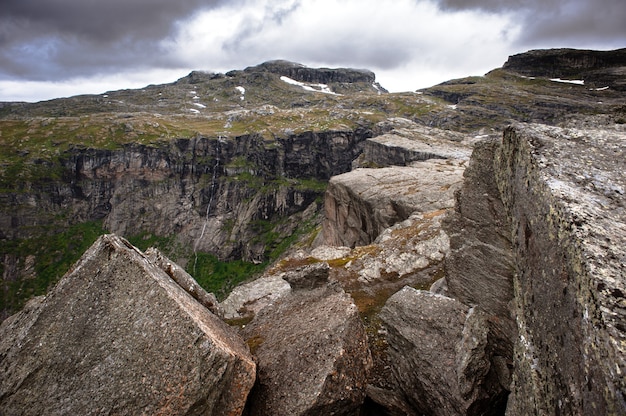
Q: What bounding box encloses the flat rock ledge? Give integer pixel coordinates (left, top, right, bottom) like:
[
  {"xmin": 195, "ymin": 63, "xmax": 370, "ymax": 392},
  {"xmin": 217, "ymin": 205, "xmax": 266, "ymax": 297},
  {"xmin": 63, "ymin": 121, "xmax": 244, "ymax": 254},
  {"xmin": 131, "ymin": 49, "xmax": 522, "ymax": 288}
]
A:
[
  {"xmin": 0, "ymin": 234, "xmax": 256, "ymax": 416},
  {"xmin": 321, "ymin": 159, "xmax": 464, "ymax": 248}
]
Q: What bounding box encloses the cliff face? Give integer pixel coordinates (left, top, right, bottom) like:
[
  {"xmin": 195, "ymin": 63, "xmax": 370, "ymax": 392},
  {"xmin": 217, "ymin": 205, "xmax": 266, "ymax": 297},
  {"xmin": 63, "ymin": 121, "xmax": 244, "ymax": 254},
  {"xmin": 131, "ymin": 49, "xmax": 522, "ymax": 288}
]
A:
[
  {"xmin": 244, "ymin": 60, "xmax": 377, "ymax": 85},
  {"xmin": 2, "ymin": 128, "xmax": 370, "ymax": 253},
  {"xmin": 502, "ymin": 48, "xmax": 626, "ymax": 91},
  {"xmin": 494, "ymin": 123, "xmax": 626, "ymax": 415}
]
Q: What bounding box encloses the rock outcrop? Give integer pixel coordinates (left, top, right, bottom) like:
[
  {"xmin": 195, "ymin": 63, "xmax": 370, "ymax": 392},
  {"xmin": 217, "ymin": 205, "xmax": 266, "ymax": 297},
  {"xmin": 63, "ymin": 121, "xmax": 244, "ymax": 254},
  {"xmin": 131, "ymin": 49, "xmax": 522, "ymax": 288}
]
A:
[
  {"xmin": 353, "ymin": 119, "xmax": 471, "ymax": 168},
  {"xmin": 380, "ymin": 287, "xmax": 507, "ymax": 415},
  {"xmin": 375, "ymin": 119, "xmax": 626, "ymax": 415},
  {"xmin": 2, "ymin": 50, "xmax": 625, "ymax": 416},
  {"xmin": 242, "ymin": 285, "xmax": 372, "ymax": 415},
  {"xmin": 220, "ymin": 274, "xmax": 292, "ymax": 320},
  {"xmin": 494, "ymin": 123, "xmax": 626, "ymax": 415},
  {"xmin": 443, "ymin": 138, "xmax": 516, "ymax": 379},
  {"xmin": 245, "ymin": 60, "xmax": 377, "ymax": 85},
  {"xmin": 320, "ymin": 120, "xmax": 470, "ymax": 248},
  {"xmin": 502, "ymin": 48, "xmax": 626, "ymax": 90},
  {"xmin": 321, "ymin": 160, "xmax": 464, "ymax": 248},
  {"xmin": 0, "ymin": 234, "xmax": 256, "ymax": 416}
]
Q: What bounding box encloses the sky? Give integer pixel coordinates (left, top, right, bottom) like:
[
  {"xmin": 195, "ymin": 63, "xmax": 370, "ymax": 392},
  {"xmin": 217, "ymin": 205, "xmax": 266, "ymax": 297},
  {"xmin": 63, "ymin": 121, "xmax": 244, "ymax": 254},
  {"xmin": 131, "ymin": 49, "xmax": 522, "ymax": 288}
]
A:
[{"xmin": 0, "ymin": 0, "xmax": 624, "ymax": 102}]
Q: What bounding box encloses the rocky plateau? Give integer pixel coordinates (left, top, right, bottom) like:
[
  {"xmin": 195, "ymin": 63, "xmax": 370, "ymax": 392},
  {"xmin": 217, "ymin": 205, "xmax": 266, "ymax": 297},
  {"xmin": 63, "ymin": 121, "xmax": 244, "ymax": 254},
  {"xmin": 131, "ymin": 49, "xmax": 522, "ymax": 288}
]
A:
[{"xmin": 1, "ymin": 48, "xmax": 626, "ymax": 415}]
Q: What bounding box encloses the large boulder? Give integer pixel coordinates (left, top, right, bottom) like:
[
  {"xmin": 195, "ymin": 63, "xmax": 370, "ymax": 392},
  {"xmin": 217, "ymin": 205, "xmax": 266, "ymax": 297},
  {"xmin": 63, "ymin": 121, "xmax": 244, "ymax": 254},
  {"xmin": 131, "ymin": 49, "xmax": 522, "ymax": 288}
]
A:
[
  {"xmin": 220, "ymin": 274, "xmax": 291, "ymax": 320},
  {"xmin": 321, "ymin": 160, "xmax": 464, "ymax": 247},
  {"xmin": 242, "ymin": 285, "xmax": 372, "ymax": 415},
  {"xmin": 380, "ymin": 287, "xmax": 508, "ymax": 416},
  {"xmin": 0, "ymin": 234, "xmax": 256, "ymax": 416}
]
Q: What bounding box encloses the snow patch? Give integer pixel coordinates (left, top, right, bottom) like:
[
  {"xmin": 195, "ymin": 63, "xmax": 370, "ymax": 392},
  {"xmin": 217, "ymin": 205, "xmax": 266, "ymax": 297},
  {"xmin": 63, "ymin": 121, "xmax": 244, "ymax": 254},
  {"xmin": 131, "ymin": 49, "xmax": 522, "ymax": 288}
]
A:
[
  {"xmin": 550, "ymin": 78, "xmax": 585, "ymax": 85},
  {"xmin": 592, "ymin": 86, "xmax": 610, "ymax": 91},
  {"xmin": 280, "ymin": 76, "xmax": 339, "ymax": 95},
  {"xmin": 189, "ymin": 108, "xmax": 200, "ymax": 114},
  {"xmin": 235, "ymin": 86, "xmax": 245, "ymax": 101},
  {"xmin": 193, "ymin": 102, "xmax": 206, "ymax": 109},
  {"xmin": 447, "ymin": 104, "xmax": 458, "ymax": 110}
]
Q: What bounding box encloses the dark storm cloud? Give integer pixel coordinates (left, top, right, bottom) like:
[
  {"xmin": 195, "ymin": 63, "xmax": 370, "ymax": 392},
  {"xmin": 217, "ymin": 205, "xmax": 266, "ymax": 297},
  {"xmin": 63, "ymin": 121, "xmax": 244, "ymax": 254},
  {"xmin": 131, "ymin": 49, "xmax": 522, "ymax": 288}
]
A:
[
  {"xmin": 223, "ymin": 1, "xmax": 302, "ymax": 52},
  {"xmin": 433, "ymin": 0, "xmax": 626, "ymax": 47},
  {"xmin": 0, "ymin": 0, "xmax": 228, "ymax": 80}
]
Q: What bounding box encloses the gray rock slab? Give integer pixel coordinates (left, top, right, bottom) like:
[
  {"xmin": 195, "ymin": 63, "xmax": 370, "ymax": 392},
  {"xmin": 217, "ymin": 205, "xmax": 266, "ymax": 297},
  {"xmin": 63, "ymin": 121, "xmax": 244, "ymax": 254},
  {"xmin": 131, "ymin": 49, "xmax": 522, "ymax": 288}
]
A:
[
  {"xmin": 242, "ymin": 286, "xmax": 372, "ymax": 416},
  {"xmin": 0, "ymin": 234, "xmax": 256, "ymax": 416},
  {"xmin": 380, "ymin": 287, "xmax": 470, "ymax": 416},
  {"xmin": 220, "ymin": 274, "xmax": 291, "ymax": 320},
  {"xmin": 495, "ymin": 123, "xmax": 626, "ymax": 415},
  {"xmin": 380, "ymin": 287, "xmax": 508, "ymax": 416},
  {"xmin": 322, "ymin": 159, "xmax": 464, "ymax": 247}
]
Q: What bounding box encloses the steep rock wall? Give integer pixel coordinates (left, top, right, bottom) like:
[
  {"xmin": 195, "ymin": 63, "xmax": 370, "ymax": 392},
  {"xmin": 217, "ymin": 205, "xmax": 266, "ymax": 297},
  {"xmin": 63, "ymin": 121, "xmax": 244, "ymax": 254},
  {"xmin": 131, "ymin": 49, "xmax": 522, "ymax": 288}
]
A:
[
  {"xmin": 502, "ymin": 48, "xmax": 626, "ymax": 90},
  {"xmin": 1, "ymin": 128, "xmax": 371, "ymax": 253},
  {"xmin": 494, "ymin": 124, "xmax": 626, "ymax": 415}
]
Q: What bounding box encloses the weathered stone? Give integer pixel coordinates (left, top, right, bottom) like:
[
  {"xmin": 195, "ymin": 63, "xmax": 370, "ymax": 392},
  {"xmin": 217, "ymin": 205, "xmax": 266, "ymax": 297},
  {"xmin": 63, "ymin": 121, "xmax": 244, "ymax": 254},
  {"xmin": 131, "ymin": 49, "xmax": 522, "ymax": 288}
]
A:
[
  {"xmin": 283, "ymin": 261, "xmax": 330, "ymax": 290},
  {"xmin": 146, "ymin": 246, "xmax": 222, "ymax": 316},
  {"xmin": 0, "ymin": 234, "xmax": 256, "ymax": 416},
  {"xmin": 443, "ymin": 138, "xmax": 517, "ymax": 369},
  {"xmin": 354, "ymin": 119, "xmax": 472, "ymax": 169},
  {"xmin": 310, "ymin": 245, "xmax": 352, "ymax": 261},
  {"xmin": 220, "ymin": 274, "xmax": 292, "ymax": 320},
  {"xmin": 347, "ymin": 210, "xmax": 451, "ymax": 283},
  {"xmin": 242, "ymin": 286, "xmax": 372, "ymax": 416},
  {"xmin": 429, "ymin": 277, "xmax": 449, "ymax": 295},
  {"xmin": 321, "ymin": 159, "xmax": 464, "ymax": 247},
  {"xmin": 380, "ymin": 287, "xmax": 508, "ymax": 416},
  {"xmin": 494, "ymin": 123, "xmax": 626, "ymax": 415},
  {"xmin": 363, "ymin": 385, "xmax": 419, "ymax": 416},
  {"xmin": 455, "ymin": 308, "xmax": 509, "ymax": 412},
  {"xmin": 380, "ymin": 287, "xmax": 470, "ymax": 415}
]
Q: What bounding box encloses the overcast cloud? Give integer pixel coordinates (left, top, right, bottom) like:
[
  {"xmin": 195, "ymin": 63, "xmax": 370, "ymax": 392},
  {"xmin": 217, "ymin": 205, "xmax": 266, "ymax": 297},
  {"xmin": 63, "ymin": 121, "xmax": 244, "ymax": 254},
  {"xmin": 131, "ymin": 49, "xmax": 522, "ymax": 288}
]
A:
[{"xmin": 0, "ymin": 0, "xmax": 624, "ymax": 101}]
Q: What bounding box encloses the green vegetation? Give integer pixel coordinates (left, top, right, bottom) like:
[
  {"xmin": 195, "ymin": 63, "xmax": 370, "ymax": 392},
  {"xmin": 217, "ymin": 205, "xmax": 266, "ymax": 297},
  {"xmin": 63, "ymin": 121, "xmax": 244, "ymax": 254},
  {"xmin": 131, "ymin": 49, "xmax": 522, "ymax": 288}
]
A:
[
  {"xmin": 190, "ymin": 253, "xmax": 266, "ymax": 301},
  {"xmin": 0, "ymin": 221, "xmax": 107, "ymax": 315}
]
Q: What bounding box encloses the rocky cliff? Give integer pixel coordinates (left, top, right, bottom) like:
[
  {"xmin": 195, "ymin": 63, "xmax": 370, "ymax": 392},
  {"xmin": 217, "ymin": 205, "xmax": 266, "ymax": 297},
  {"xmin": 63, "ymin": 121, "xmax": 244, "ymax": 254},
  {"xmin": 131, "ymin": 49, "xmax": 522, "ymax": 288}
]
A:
[
  {"xmin": 495, "ymin": 123, "xmax": 626, "ymax": 415},
  {"xmin": 503, "ymin": 48, "xmax": 626, "ymax": 90},
  {"xmin": 1, "ymin": 49, "xmax": 625, "ymax": 415},
  {"xmin": 0, "ymin": 126, "xmax": 373, "ymax": 318}
]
